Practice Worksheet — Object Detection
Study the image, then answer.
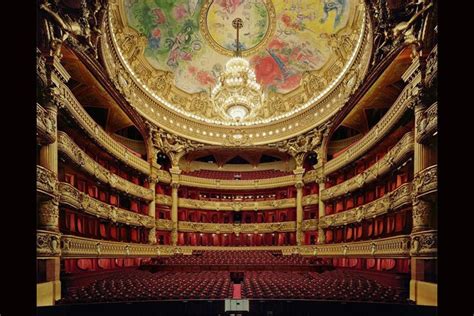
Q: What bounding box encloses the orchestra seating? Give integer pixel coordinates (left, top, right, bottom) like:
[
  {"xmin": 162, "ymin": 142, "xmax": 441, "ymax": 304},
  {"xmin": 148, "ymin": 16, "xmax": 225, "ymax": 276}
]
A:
[{"xmin": 59, "ymin": 268, "xmax": 408, "ymax": 304}]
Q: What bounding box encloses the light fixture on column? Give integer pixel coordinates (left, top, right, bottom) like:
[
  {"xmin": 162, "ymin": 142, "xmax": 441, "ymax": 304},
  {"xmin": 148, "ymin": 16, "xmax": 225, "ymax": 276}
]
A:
[{"xmin": 211, "ymin": 18, "xmax": 264, "ymax": 122}]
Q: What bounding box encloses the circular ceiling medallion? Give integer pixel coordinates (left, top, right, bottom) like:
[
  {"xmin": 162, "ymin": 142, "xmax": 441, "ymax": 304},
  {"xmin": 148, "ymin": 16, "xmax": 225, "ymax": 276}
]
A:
[{"xmin": 200, "ymin": 0, "xmax": 276, "ymax": 57}]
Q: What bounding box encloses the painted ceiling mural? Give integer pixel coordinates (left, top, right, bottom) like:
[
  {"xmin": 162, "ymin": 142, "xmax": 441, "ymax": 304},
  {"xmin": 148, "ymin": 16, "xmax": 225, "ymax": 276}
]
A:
[{"xmin": 124, "ymin": 0, "xmax": 352, "ymax": 95}]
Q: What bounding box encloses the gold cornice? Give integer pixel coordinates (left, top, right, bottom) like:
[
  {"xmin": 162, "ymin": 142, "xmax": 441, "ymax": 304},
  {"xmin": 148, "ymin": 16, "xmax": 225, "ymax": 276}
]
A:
[
  {"xmin": 58, "ymin": 182, "xmax": 154, "ymax": 228},
  {"xmin": 319, "ymin": 182, "xmax": 412, "ymax": 228},
  {"xmin": 37, "ymin": 165, "xmax": 58, "ymax": 198},
  {"xmin": 178, "ymin": 221, "xmax": 296, "ymax": 234},
  {"xmin": 322, "ymin": 132, "xmax": 414, "ymax": 201},
  {"xmin": 100, "ymin": 0, "xmax": 372, "ymax": 146},
  {"xmin": 58, "ymin": 131, "xmax": 153, "ymax": 201},
  {"xmin": 39, "ymin": 231, "xmax": 412, "ymax": 258},
  {"xmin": 325, "ymin": 82, "xmax": 417, "ymax": 175},
  {"xmin": 56, "ymin": 80, "xmax": 150, "ymax": 175},
  {"xmin": 37, "ymin": 103, "xmax": 56, "ymax": 145}
]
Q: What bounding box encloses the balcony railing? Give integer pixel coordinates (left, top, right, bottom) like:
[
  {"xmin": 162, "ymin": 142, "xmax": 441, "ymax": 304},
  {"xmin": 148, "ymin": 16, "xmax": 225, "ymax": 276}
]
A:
[
  {"xmin": 413, "ymin": 164, "xmax": 437, "ymax": 198},
  {"xmin": 37, "ymin": 230, "xmax": 411, "ymax": 258},
  {"xmin": 37, "ymin": 104, "xmax": 56, "ymax": 144},
  {"xmin": 416, "ymin": 102, "xmax": 437, "ymax": 143},
  {"xmin": 179, "ymin": 174, "xmax": 296, "ymax": 190},
  {"xmin": 37, "ymin": 165, "xmax": 58, "ymax": 198},
  {"xmin": 178, "ymin": 221, "xmax": 296, "ymax": 234},
  {"xmin": 321, "ymin": 132, "xmax": 414, "ymax": 201},
  {"xmin": 58, "ymin": 182, "xmax": 154, "ymax": 228},
  {"xmin": 57, "ymin": 81, "xmax": 150, "ymax": 174},
  {"xmin": 319, "ymin": 182, "xmax": 412, "ymax": 228},
  {"xmin": 325, "ymin": 81, "xmax": 417, "ymax": 175},
  {"xmin": 58, "ymin": 131, "xmax": 153, "ymax": 201}
]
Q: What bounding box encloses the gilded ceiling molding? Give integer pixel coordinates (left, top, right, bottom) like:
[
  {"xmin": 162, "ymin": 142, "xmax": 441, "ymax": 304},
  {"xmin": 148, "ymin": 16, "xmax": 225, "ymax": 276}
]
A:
[
  {"xmin": 325, "ymin": 81, "xmax": 417, "ymax": 175},
  {"xmin": 416, "ymin": 102, "xmax": 437, "ymax": 143},
  {"xmin": 37, "ymin": 165, "xmax": 59, "ymax": 198},
  {"xmin": 298, "ymin": 234, "xmax": 411, "ymax": 258},
  {"xmin": 37, "ymin": 104, "xmax": 56, "ymax": 145},
  {"xmin": 57, "ymin": 80, "xmax": 150, "ymax": 174},
  {"xmin": 100, "ymin": 0, "xmax": 372, "ymax": 146},
  {"xmin": 410, "ymin": 229, "xmax": 437, "ymax": 257},
  {"xmin": 50, "ymin": 233, "xmax": 411, "ymax": 258},
  {"xmin": 178, "ymin": 221, "xmax": 296, "ymax": 235},
  {"xmin": 57, "ymin": 132, "xmax": 153, "ymax": 201},
  {"xmin": 319, "ymin": 182, "xmax": 412, "ymax": 228},
  {"xmin": 178, "ymin": 174, "xmax": 296, "ymax": 190},
  {"xmin": 58, "ymin": 182, "xmax": 154, "ymax": 229},
  {"xmin": 413, "ymin": 164, "xmax": 437, "ymax": 199},
  {"xmin": 322, "ymin": 131, "xmax": 414, "ymax": 201}
]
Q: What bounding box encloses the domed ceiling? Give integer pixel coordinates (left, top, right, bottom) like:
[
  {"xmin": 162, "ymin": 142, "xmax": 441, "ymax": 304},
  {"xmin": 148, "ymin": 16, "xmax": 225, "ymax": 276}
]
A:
[
  {"xmin": 124, "ymin": 0, "xmax": 350, "ymax": 95},
  {"xmin": 103, "ymin": 0, "xmax": 371, "ymax": 145}
]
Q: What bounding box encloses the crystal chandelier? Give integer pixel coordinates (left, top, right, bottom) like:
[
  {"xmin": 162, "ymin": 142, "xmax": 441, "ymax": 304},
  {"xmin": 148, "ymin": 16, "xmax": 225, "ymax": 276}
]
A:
[{"xmin": 211, "ymin": 18, "xmax": 264, "ymax": 122}]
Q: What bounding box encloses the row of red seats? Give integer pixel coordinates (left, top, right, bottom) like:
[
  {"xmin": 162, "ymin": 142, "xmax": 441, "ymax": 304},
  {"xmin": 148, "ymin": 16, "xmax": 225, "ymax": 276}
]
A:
[
  {"xmin": 157, "ymin": 251, "xmax": 315, "ymax": 266},
  {"xmin": 60, "ymin": 269, "xmax": 407, "ymax": 304},
  {"xmin": 60, "ymin": 270, "xmax": 232, "ymax": 303},
  {"xmin": 242, "ymin": 270, "xmax": 407, "ymax": 303}
]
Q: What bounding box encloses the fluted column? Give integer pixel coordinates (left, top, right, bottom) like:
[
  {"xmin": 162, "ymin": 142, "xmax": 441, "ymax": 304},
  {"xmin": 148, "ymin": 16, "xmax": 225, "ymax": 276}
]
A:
[
  {"xmin": 170, "ymin": 167, "xmax": 181, "ymax": 246},
  {"xmin": 38, "ymin": 89, "xmax": 60, "ymax": 233},
  {"xmin": 147, "ymin": 175, "xmax": 157, "ymax": 244},
  {"xmin": 294, "ymin": 167, "xmax": 305, "ymax": 246},
  {"xmin": 317, "ymin": 181, "xmax": 326, "ymax": 244},
  {"xmin": 404, "ymin": 55, "xmax": 438, "ymax": 306}
]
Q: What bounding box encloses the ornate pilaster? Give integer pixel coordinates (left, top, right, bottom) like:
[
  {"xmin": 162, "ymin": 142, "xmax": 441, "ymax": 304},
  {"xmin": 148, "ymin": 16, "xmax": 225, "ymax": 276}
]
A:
[
  {"xmin": 147, "ymin": 173, "xmax": 158, "ymax": 244},
  {"xmin": 170, "ymin": 167, "xmax": 181, "ymax": 246},
  {"xmin": 317, "ymin": 173, "xmax": 326, "ymax": 244},
  {"xmin": 294, "ymin": 168, "xmax": 305, "ymax": 246}
]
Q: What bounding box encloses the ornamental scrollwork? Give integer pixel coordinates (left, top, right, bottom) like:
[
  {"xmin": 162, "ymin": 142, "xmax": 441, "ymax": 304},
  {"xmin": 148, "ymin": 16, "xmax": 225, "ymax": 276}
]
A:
[
  {"xmin": 321, "ymin": 132, "xmax": 413, "ymax": 201},
  {"xmin": 58, "ymin": 182, "xmax": 155, "ymax": 228},
  {"xmin": 410, "ymin": 230, "xmax": 437, "ymax": 257},
  {"xmin": 148, "ymin": 123, "xmax": 203, "ymax": 167},
  {"xmin": 57, "ymin": 132, "xmax": 153, "ymax": 200},
  {"xmin": 37, "ymin": 165, "xmax": 58, "ymax": 197},
  {"xmin": 37, "ymin": 230, "xmax": 62, "ymax": 257},
  {"xmin": 413, "ymin": 164, "xmax": 437, "ymax": 198}
]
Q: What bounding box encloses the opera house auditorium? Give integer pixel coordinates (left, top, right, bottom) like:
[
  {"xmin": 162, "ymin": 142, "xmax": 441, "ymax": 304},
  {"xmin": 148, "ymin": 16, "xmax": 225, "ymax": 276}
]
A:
[{"xmin": 36, "ymin": 0, "xmax": 438, "ymax": 314}]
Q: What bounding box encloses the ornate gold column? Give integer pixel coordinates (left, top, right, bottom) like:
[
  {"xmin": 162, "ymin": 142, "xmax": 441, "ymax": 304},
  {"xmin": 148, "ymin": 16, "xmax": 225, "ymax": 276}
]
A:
[
  {"xmin": 170, "ymin": 167, "xmax": 181, "ymax": 246},
  {"xmin": 294, "ymin": 168, "xmax": 305, "ymax": 246},
  {"xmin": 147, "ymin": 173, "xmax": 157, "ymax": 244},
  {"xmin": 403, "ymin": 55, "xmax": 438, "ymax": 306},
  {"xmin": 36, "ymin": 53, "xmax": 70, "ymax": 307},
  {"xmin": 317, "ymin": 180, "xmax": 326, "ymax": 244}
]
